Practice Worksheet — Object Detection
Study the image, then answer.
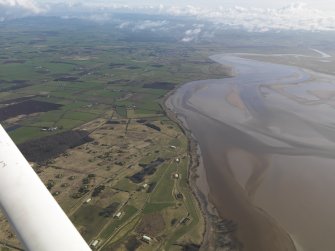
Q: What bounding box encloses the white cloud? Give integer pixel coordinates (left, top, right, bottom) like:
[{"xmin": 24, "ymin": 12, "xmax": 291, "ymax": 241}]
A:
[
  {"xmin": 119, "ymin": 21, "xmax": 130, "ymax": 29},
  {"xmin": 158, "ymin": 3, "xmax": 335, "ymax": 32},
  {"xmin": 117, "ymin": 20, "xmax": 169, "ymax": 32},
  {"xmin": 0, "ymin": 0, "xmax": 41, "ymax": 12},
  {"xmin": 2, "ymin": 1, "xmax": 335, "ymax": 33},
  {"xmin": 0, "ymin": 0, "xmax": 43, "ymax": 20},
  {"xmin": 182, "ymin": 28, "xmax": 202, "ymax": 42},
  {"xmin": 79, "ymin": 3, "xmax": 335, "ymax": 32},
  {"xmin": 134, "ymin": 20, "xmax": 168, "ymax": 31},
  {"xmin": 85, "ymin": 13, "xmax": 113, "ymax": 23}
]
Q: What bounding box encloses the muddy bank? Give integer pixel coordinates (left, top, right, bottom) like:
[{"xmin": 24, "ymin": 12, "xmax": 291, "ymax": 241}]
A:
[
  {"xmin": 166, "ymin": 54, "xmax": 335, "ymax": 251},
  {"xmin": 166, "ymin": 94, "xmax": 296, "ymax": 251}
]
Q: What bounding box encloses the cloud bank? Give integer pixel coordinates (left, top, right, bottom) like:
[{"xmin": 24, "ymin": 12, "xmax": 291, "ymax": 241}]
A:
[
  {"xmin": 0, "ymin": 0, "xmax": 43, "ymax": 20},
  {"xmin": 1, "ymin": 1, "xmax": 335, "ymax": 32},
  {"xmin": 159, "ymin": 3, "xmax": 335, "ymax": 32},
  {"xmin": 182, "ymin": 27, "xmax": 202, "ymax": 42}
]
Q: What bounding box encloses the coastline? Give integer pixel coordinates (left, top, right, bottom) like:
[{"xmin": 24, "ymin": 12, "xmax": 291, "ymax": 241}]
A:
[
  {"xmin": 162, "ymin": 90, "xmax": 215, "ymax": 250},
  {"xmin": 162, "ymin": 87, "xmax": 242, "ymax": 250}
]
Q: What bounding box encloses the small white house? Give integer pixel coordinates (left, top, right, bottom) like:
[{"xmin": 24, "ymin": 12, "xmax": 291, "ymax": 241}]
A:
[
  {"xmin": 90, "ymin": 240, "xmax": 99, "ymax": 249},
  {"xmin": 173, "ymin": 173, "xmax": 179, "ymax": 179},
  {"xmin": 142, "ymin": 235, "xmax": 152, "ymax": 243},
  {"xmin": 114, "ymin": 211, "xmax": 122, "ymax": 219},
  {"xmin": 142, "ymin": 183, "xmax": 148, "ymax": 189},
  {"xmin": 175, "ymin": 158, "xmax": 180, "ymax": 163}
]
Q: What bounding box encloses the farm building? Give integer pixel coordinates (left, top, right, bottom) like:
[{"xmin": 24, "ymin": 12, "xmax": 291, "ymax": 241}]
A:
[
  {"xmin": 114, "ymin": 211, "xmax": 122, "ymax": 219},
  {"xmin": 142, "ymin": 235, "xmax": 152, "ymax": 243},
  {"xmin": 90, "ymin": 240, "xmax": 99, "ymax": 249}
]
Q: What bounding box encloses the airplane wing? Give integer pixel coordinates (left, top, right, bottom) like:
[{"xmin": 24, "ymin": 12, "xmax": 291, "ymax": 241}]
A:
[{"xmin": 0, "ymin": 125, "xmax": 91, "ymax": 251}]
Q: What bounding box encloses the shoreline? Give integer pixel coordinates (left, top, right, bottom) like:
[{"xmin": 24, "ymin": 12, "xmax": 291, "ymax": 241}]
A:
[
  {"xmin": 162, "ymin": 88, "xmax": 241, "ymax": 250},
  {"xmin": 162, "ymin": 90, "xmax": 214, "ymax": 250}
]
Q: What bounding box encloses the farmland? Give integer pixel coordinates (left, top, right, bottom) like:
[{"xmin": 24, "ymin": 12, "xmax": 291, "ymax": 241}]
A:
[{"xmin": 0, "ymin": 17, "xmax": 229, "ymax": 251}]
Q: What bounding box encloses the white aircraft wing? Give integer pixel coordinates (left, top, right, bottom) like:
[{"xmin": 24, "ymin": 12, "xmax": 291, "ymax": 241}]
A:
[{"xmin": 0, "ymin": 125, "xmax": 91, "ymax": 251}]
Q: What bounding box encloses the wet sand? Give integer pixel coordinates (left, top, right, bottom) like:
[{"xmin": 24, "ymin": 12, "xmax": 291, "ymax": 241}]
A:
[{"xmin": 166, "ymin": 54, "xmax": 335, "ymax": 251}]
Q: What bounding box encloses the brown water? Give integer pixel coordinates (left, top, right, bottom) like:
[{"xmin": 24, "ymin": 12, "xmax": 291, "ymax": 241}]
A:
[{"xmin": 167, "ymin": 54, "xmax": 335, "ymax": 251}]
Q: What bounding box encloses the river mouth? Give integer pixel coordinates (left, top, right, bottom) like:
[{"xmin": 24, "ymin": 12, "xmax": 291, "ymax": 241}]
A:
[{"xmin": 167, "ymin": 54, "xmax": 335, "ymax": 251}]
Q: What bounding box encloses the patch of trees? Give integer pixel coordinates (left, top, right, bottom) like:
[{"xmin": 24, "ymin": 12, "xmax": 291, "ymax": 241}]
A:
[
  {"xmin": 72, "ymin": 186, "xmax": 89, "ymax": 199},
  {"xmin": 136, "ymin": 119, "xmax": 147, "ymax": 124},
  {"xmin": 92, "ymin": 185, "xmax": 105, "ymax": 197},
  {"xmin": 46, "ymin": 180, "xmax": 55, "ymax": 190},
  {"xmin": 176, "ymin": 193, "xmax": 184, "ymax": 200},
  {"xmin": 19, "ymin": 130, "xmax": 93, "ymax": 164},
  {"xmin": 144, "ymin": 123, "xmax": 161, "ymax": 132},
  {"xmin": 72, "ymin": 174, "xmax": 95, "ymax": 199},
  {"xmin": 171, "ymin": 218, "xmax": 178, "ymax": 226},
  {"xmin": 182, "ymin": 244, "xmax": 201, "ymax": 251},
  {"xmin": 0, "ymin": 100, "xmax": 62, "ymax": 121},
  {"xmin": 130, "ymin": 158, "xmax": 165, "ymax": 183},
  {"xmin": 106, "ymin": 120, "xmax": 120, "ymax": 124},
  {"xmin": 127, "ymin": 66, "xmax": 140, "ymax": 70},
  {"xmin": 151, "ymin": 64, "xmax": 164, "ymax": 68},
  {"xmin": 125, "ymin": 236, "xmax": 141, "ymax": 251},
  {"xmin": 99, "ymin": 202, "xmax": 120, "ymax": 217}
]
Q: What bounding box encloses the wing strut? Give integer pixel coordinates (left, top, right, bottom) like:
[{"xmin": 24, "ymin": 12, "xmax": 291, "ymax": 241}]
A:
[{"xmin": 0, "ymin": 125, "xmax": 91, "ymax": 251}]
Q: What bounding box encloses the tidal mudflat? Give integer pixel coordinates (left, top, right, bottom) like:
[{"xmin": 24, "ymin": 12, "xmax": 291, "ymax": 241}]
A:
[{"xmin": 167, "ymin": 54, "xmax": 335, "ymax": 251}]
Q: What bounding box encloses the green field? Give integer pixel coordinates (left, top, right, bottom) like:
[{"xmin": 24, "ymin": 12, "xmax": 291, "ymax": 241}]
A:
[{"xmin": 0, "ymin": 17, "xmax": 227, "ymax": 251}]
